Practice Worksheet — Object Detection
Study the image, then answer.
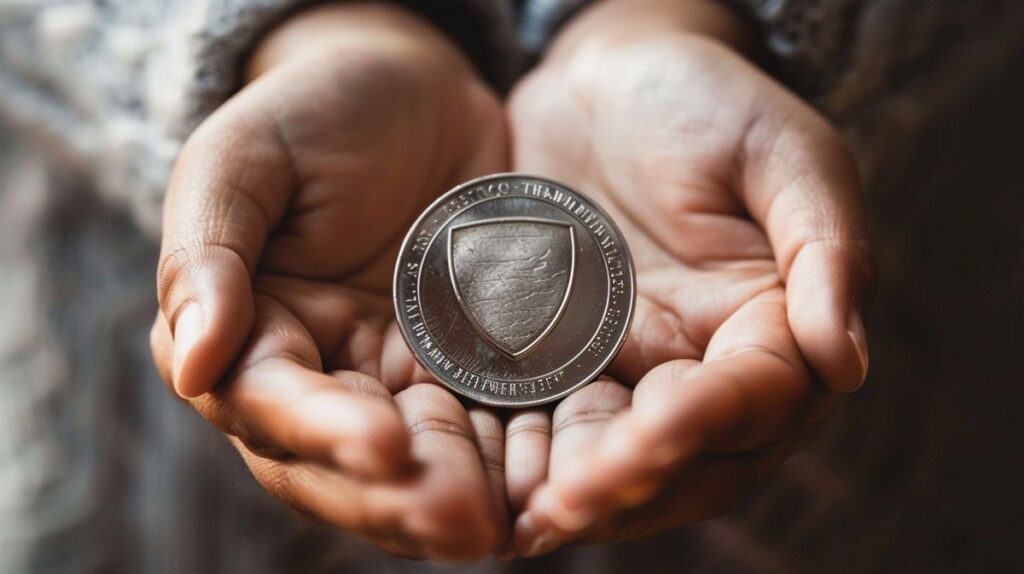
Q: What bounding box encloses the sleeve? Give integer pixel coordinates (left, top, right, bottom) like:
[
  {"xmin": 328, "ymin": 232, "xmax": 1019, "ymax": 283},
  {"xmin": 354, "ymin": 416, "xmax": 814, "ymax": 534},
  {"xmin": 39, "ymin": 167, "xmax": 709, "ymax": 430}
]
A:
[{"xmin": 0, "ymin": 0, "xmax": 520, "ymax": 237}]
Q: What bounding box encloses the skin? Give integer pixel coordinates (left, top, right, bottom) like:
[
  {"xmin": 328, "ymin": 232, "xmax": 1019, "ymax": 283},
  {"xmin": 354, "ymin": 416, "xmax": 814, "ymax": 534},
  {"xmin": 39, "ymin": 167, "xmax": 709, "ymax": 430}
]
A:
[{"xmin": 150, "ymin": 0, "xmax": 874, "ymax": 561}]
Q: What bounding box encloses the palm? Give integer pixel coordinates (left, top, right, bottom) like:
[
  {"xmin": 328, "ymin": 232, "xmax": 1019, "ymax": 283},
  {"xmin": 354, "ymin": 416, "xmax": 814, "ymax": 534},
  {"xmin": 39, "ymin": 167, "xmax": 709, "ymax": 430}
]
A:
[
  {"xmin": 244, "ymin": 49, "xmax": 503, "ymax": 391},
  {"xmin": 506, "ymin": 36, "xmax": 836, "ymax": 547},
  {"xmin": 514, "ymin": 36, "xmax": 788, "ymax": 381}
]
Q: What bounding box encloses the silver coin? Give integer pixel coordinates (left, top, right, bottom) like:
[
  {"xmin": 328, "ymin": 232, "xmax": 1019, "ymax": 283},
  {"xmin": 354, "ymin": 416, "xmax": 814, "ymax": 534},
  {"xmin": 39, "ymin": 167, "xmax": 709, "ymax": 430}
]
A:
[{"xmin": 393, "ymin": 174, "xmax": 636, "ymax": 407}]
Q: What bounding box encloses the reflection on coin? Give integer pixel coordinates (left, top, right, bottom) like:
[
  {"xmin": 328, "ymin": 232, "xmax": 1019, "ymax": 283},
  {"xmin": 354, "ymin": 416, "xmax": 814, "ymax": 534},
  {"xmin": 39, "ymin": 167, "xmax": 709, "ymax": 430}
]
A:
[{"xmin": 393, "ymin": 174, "xmax": 636, "ymax": 407}]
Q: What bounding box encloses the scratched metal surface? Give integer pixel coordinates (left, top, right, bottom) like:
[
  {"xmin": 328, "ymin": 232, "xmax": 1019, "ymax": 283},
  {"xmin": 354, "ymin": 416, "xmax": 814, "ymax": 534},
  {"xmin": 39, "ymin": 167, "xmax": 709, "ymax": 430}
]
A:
[{"xmin": 394, "ymin": 174, "xmax": 636, "ymax": 407}]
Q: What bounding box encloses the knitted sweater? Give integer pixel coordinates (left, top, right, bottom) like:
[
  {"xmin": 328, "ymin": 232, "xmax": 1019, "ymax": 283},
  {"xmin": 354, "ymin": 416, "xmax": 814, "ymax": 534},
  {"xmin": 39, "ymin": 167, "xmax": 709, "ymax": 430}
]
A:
[{"xmin": 0, "ymin": 1, "xmax": 1021, "ymax": 573}]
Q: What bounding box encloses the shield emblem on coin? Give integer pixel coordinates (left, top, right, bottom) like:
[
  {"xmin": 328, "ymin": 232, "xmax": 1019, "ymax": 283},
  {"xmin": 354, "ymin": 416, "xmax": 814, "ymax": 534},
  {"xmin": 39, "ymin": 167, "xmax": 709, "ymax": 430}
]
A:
[{"xmin": 449, "ymin": 218, "xmax": 576, "ymax": 359}]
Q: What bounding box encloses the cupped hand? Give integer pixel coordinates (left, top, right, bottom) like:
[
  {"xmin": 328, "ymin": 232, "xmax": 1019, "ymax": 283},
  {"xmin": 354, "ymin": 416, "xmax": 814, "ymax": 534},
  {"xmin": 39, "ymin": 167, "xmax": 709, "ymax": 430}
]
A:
[
  {"xmin": 503, "ymin": 0, "xmax": 874, "ymax": 556},
  {"xmin": 149, "ymin": 5, "xmax": 510, "ymax": 559}
]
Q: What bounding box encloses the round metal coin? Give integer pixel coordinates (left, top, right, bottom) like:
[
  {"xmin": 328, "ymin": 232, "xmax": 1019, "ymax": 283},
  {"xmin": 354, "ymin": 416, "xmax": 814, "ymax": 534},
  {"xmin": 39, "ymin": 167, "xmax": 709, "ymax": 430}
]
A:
[{"xmin": 393, "ymin": 174, "xmax": 636, "ymax": 407}]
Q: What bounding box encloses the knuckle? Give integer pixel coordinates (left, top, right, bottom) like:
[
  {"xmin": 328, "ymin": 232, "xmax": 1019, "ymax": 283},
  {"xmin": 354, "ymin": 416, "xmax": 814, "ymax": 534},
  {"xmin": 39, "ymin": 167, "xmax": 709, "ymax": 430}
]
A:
[{"xmin": 407, "ymin": 415, "xmax": 473, "ymax": 442}]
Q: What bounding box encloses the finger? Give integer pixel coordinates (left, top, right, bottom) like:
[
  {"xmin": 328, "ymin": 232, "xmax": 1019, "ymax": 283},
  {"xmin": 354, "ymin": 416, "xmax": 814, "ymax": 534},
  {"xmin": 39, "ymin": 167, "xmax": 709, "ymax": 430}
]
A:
[
  {"xmin": 504, "ymin": 409, "xmax": 551, "ymax": 513},
  {"xmin": 393, "ymin": 384, "xmax": 502, "ymax": 559},
  {"xmin": 158, "ymin": 103, "xmax": 295, "ymax": 398},
  {"xmin": 467, "ymin": 407, "xmax": 510, "ymax": 552},
  {"xmin": 233, "ymin": 444, "xmax": 414, "ymax": 557},
  {"xmin": 235, "ymin": 442, "xmax": 446, "ymax": 559},
  {"xmin": 607, "ymin": 266, "xmax": 778, "ymax": 387},
  {"xmin": 548, "ymin": 379, "xmax": 632, "ymax": 480},
  {"xmin": 523, "ymin": 289, "xmax": 818, "ymax": 544},
  {"xmin": 194, "ymin": 294, "xmax": 410, "ymax": 478},
  {"xmin": 380, "ymin": 321, "xmax": 440, "ymax": 394},
  {"xmin": 514, "ymin": 379, "xmax": 630, "ymax": 557},
  {"xmin": 741, "ymin": 105, "xmax": 875, "ymax": 392},
  {"xmin": 633, "ymin": 288, "xmax": 815, "ymax": 453},
  {"xmin": 234, "ymin": 385, "xmax": 503, "ymax": 561}
]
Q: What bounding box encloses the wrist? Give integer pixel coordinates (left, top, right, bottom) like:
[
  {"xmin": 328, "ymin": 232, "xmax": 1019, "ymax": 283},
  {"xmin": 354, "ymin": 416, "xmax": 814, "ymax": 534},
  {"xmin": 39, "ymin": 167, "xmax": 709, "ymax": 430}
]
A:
[
  {"xmin": 543, "ymin": 0, "xmax": 754, "ymax": 67},
  {"xmin": 247, "ymin": 2, "xmax": 476, "ymax": 82}
]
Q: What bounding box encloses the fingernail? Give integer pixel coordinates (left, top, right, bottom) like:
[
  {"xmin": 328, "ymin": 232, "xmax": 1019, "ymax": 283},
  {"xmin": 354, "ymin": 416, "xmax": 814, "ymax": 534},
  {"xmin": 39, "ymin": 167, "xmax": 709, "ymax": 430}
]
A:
[
  {"xmin": 847, "ymin": 309, "xmax": 869, "ymax": 391},
  {"xmin": 516, "ymin": 512, "xmax": 557, "ymax": 558},
  {"xmin": 172, "ymin": 303, "xmax": 204, "ymax": 397}
]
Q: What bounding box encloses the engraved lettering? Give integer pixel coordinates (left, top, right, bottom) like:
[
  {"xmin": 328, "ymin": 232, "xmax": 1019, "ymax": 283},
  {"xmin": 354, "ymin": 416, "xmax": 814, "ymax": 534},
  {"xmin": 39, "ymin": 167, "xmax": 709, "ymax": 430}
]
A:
[{"xmin": 411, "ymin": 229, "xmax": 432, "ymax": 255}]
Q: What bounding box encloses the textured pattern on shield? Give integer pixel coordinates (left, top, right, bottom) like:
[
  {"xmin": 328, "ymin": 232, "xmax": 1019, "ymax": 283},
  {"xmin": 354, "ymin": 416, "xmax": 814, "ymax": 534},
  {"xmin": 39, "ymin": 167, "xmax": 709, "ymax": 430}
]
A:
[{"xmin": 449, "ymin": 219, "xmax": 575, "ymax": 359}]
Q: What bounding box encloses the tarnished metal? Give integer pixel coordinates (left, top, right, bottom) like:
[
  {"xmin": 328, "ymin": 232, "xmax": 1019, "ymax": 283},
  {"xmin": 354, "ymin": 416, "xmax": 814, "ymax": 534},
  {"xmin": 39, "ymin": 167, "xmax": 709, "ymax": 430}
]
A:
[{"xmin": 394, "ymin": 174, "xmax": 636, "ymax": 407}]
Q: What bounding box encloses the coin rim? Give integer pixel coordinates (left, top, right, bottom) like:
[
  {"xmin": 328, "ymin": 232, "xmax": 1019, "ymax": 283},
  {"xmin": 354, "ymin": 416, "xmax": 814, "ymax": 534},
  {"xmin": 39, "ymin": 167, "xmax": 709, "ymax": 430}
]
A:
[{"xmin": 392, "ymin": 173, "xmax": 637, "ymax": 407}]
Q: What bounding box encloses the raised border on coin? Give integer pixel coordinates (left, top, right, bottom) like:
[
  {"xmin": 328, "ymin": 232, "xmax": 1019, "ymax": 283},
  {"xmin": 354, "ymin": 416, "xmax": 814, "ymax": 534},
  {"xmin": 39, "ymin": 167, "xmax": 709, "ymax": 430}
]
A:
[{"xmin": 393, "ymin": 173, "xmax": 636, "ymax": 407}]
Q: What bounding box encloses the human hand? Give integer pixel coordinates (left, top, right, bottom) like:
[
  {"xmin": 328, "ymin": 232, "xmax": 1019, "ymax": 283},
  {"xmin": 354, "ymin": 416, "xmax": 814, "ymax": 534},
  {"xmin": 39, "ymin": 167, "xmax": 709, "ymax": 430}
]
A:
[
  {"xmin": 149, "ymin": 4, "xmax": 510, "ymax": 559},
  {"xmin": 504, "ymin": 0, "xmax": 874, "ymax": 556}
]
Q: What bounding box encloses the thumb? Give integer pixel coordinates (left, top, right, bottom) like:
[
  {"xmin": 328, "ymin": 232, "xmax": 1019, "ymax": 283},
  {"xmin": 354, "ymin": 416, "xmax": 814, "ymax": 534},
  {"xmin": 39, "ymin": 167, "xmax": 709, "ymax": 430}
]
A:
[
  {"xmin": 157, "ymin": 108, "xmax": 294, "ymax": 398},
  {"xmin": 741, "ymin": 105, "xmax": 875, "ymax": 393}
]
